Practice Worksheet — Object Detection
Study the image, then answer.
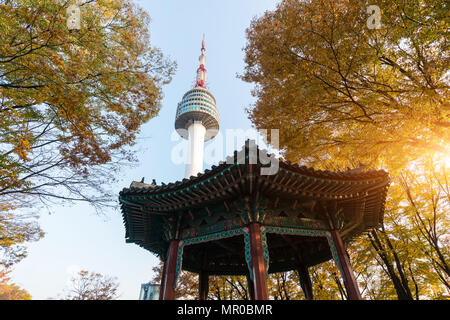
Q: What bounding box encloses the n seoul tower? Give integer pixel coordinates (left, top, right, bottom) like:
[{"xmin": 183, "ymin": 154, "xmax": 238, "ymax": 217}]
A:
[{"xmin": 175, "ymin": 36, "xmax": 220, "ymax": 178}]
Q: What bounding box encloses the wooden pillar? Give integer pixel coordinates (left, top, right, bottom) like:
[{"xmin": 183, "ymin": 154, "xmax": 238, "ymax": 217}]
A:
[
  {"xmin": 159, "ymin": 259, "xmax": 167, "ymax": 300},
  {"xmin": 246, "ymin": 274, "xmax": 255, "ymax": 300},
  {"xmin": 329, "ymin": 230, "xmax": 362, "ymax": 300},
  {"xmin": 248, "ymin": 222, "xmax": 269, "ymax": 300},
  {"xmin": 161, "ymin": 239, "xmax": 181, "ymax": 300},
  {"xmin": 297, "ymin": 265, "xmax": 313, "ymax": 300},
  {"xmin": 198, "ymin": 271, "xmax": 209, "ymax": 300}
]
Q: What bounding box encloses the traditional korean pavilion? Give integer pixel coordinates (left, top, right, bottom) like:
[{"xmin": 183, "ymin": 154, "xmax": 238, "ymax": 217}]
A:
[{"xmin": 119, "ymin": 141, "xmax": 390, "ymax": 300}]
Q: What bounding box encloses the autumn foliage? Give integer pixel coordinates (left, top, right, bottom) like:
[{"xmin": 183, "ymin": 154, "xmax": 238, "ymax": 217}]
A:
[
  {"xmin": 0, "ymin": 0, "xmax": 175, "ymax": 285},
  {"xmin": 0, "ymin": 269, "xmax": 31, "ymax": 300},
  {"xmin": 241, "ymin": 0, "xmax": 449, "ymax": 169},
  {"xmin": 241, "ymin": 0, "xmax": 449, "ymax": 299},
  {"xmin": 0, "ymin": 0, "xmax": 175, "ymax": 210}
]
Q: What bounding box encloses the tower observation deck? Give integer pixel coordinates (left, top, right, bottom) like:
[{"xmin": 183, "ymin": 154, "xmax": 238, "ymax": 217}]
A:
[{"xmin": 175, "ymin": 36, "xmax": 220, "ymax": 178}]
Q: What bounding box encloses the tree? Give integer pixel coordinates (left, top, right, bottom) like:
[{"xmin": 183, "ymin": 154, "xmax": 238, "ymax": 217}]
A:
[
  {"xmin": 209, "ymin": 275, "xmax": 251, "ymax": 300},
  {"xmin": 0, "ymin": 0, "xmax": 175, "ymax": 212},
  {"xmin": 0, "ymin": 269, "xmax": 32, "ymax": 300},
  {"xmin": 267, "ymin": 270, "xmax": 304, "ymax": 300},
  {"xmin": 241, "ymin": 0, "xmax": 448, "ymax": 170},
  {"xmin": 241, "ymin": 0, "xmax": 449, "ymax": 300},
  {"xmin": 0, "ymin": 283, "xmax": 32, "ymax": 300},
  {"xmin": 59, "ymin": 270, "xmax": 119, "ymax": 300},
  {"xmin": 0, "ymin": 0, "xmax": 175, "ymax": 276},
  {"xmin": 0, "ymin": 210, "xmax": 44, "ymax": 268},
  {"xmin": 151, "ymin": 261, "xmax": 198, "ymax": 300},
  {"xmin": 398, "ymin": 158, "xmax": 450, "ymax": 293}
]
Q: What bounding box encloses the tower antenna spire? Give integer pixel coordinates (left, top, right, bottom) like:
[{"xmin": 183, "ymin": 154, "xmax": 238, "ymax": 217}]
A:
[{"xmin": 196, "ymin": 35, "xmax": 207, "ymax": 88}]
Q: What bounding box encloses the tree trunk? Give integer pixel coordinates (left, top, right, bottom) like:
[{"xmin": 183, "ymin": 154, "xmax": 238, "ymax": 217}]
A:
[{"xmin": 369, "ymin": 230, "xmax": 414, "ymax": 300}]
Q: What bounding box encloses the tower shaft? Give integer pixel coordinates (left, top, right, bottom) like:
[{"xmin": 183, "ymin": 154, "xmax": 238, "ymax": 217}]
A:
[{"xmin": 185, "ymin": 121, "xmax": 206, "ymax": 178}]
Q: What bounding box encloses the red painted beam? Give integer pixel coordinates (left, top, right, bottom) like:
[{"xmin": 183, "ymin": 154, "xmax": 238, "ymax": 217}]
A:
[
  {"xmin": 159, "ymin": 259, "xmax": 167, "ymax": 300},
  {"xmin": 246, "ymin": 274, "xmax": 255, "ymax": 300},
  {"xmin": 329, "ymin": 230, "xmax": 362, "ymax": 300},
  {"xmin": 248, "ymin": 222, "xmax": 269, "ymax": 300},
  {"xmin": 198, "ymin": 271, "xmax": 209, "ymax": 300},
  {"xmin": 161, "ymin": 240, "xmax": 181, "ymax": 300}
]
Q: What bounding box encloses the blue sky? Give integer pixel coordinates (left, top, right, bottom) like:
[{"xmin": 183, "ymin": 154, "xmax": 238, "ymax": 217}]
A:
[{"xmin": 10, "ymin": 0, "xmax": 278, "ymax": 299}]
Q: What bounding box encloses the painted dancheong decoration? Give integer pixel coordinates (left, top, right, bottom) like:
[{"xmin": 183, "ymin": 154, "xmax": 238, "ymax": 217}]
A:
[
  {"xmin": 175, "ymin": 35, "xmax": 220, "ymax": 179},
  {"xmin": 119, "ymin": 38, "xmax": 390, "ymax": 301}
]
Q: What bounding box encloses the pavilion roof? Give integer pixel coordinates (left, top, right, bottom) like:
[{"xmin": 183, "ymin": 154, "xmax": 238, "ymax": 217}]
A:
[{"xmin": 119, "ymin": 140, "xmax": 390, "ymax": 267}]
